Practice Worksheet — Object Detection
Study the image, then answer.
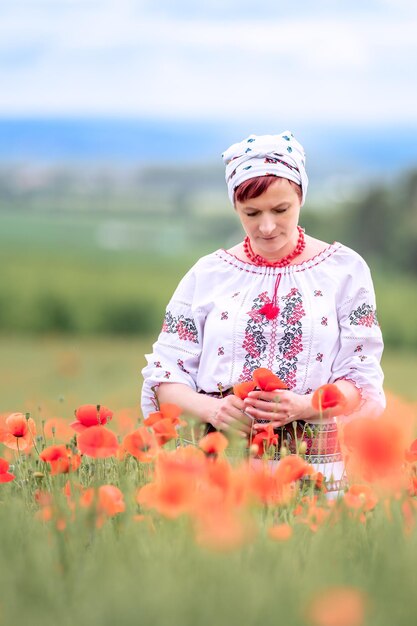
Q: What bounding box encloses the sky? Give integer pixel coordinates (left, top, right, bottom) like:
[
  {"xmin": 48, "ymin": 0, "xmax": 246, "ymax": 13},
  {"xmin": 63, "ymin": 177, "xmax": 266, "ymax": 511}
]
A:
[{"xmin": 1, "ymin": 0, "xmax": 417, "ymax": 126}]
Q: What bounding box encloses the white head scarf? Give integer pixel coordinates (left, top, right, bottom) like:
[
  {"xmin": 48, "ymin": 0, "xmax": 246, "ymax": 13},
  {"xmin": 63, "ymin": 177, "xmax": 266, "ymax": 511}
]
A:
[{"xmin": 222, "ymin": 131, "xmax": 308, "ymax": 206}]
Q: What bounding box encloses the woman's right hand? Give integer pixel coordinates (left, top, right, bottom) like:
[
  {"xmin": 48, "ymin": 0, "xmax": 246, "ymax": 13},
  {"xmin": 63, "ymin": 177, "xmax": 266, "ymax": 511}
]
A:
[{"xmin": 208, "ymin": 394, "xmax": 254, "ymax": 436}]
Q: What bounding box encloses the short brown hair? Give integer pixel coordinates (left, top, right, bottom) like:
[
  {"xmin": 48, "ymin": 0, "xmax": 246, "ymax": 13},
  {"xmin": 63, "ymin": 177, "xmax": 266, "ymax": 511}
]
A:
[{"xmin": 234, "ymin": 175, "xmax": 302, "ymax": 205}]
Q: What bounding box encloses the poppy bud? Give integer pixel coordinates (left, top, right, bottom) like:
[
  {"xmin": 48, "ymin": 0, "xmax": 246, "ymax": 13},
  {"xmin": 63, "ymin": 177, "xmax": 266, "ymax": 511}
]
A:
[{"xmin": 298, "ymin": 441, "xmax": 307, "ymax": 455}]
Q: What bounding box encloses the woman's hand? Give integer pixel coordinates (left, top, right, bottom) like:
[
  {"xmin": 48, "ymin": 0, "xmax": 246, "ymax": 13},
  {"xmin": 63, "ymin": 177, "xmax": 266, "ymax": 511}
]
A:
[
  {"xmin": 209, "ymin": 394, "xmax": 254, "ymax": 436},
  {"xmin": 243, "ymin": 389, "xmax": 314, "ymax": 429}
]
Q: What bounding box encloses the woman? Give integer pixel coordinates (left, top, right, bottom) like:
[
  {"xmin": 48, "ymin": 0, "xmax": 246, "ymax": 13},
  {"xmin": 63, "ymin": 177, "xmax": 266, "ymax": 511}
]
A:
[{"xmin": 141, "ymin": 131, "xmax": 385, "ymax": 490}]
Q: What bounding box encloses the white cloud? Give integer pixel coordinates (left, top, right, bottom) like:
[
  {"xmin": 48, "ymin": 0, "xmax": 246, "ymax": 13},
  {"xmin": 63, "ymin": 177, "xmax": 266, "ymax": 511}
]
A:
[{"xmin": 0, "ymin": 4, "xmax": 416, "ymax": 124}]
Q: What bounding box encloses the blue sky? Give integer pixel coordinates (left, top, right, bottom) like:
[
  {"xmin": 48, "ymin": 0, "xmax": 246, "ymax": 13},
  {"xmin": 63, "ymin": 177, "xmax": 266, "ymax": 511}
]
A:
[{"xmin": 0, "ymin": 0, "xmax": 417, "ymax": 125}]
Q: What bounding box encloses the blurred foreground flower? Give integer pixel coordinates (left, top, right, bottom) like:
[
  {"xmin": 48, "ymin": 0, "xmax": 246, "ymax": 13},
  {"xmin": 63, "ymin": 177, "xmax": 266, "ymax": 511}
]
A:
[
  {"xmin": 81, "ymin": 484, "xmax": 125, "ymax": 527},
  {"xmin": 342, "ymin": 417, "xmax": 405, "ymax": 482},
  {"xmin": 306, "ymin": 586, "xmax": 367, "ymax": 626}
]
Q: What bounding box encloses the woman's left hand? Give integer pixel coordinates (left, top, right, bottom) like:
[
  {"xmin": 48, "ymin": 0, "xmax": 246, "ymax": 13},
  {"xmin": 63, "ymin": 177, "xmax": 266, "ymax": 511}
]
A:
[{"xmin": 243, "ymin": 389, "xmax": 313, "ymax": 429}]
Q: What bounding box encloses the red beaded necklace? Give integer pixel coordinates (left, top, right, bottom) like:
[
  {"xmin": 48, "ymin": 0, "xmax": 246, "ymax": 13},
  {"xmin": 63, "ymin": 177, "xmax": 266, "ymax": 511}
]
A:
[
  {"xmin": 243, "ymin": 226, "xmax": 306, "ymax": 320},
  {"xmin": 243, "ymin": 226, "xmax": 306, "ymax": 267}
]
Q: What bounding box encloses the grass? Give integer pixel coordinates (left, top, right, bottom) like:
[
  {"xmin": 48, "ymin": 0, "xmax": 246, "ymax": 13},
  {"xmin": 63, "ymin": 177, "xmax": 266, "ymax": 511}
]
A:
[
  {"xmin": 1, "ymin": 335, "xmax": 416, "ymax": 416},
  {"xmin": 1, "ymin": 335, "xmax": 417, "ymax": 626}
]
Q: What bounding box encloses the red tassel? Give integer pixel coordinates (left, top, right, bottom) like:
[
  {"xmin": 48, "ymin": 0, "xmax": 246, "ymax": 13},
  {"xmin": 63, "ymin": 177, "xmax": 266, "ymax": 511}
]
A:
[{"xmin": 259, "ymin": 303, "xmax": 280, "ymax": 320}]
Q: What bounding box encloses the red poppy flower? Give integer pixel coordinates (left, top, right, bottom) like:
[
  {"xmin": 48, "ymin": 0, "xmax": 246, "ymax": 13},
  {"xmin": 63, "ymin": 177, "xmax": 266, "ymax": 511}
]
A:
[
  {"xmin": 40, "ymin": 444, "xmax": 81, "ymax": 474},
  {"xmin": 247, "ymin": 462, "xmax": 291, "ymax": 505},
  {"xmin": 199, "ymin": 432, "xmax": 229, "ymax": 456},
  {"xmin": 97, "ymin": 485, "xmax": 125, "ymax": 516},
  {"xmin": 70, "ymin": 404, "xmax": 113, "ymax": 433},
  {"xmin": 0, "ymin": 458, "xmax": 15, "ymax": 483},
  {"xmin": 122, "ymin": 427, "xmax": 159, "ymax": 462},
  {"xmin": 343, "ymin": 484, "xmax": 378, "ymax": 512},
  {"xmin": 137, "ymin": 475, "xmax": 195, "ymax": 519},
  {"xmin": 252, "ymin": 424, "xmax": 279, "ymax": 457},
  {"xmin": 311, "ymin": 384, "xmax": 346, "ymax": 411},
  {"xmin": 80, "ymin": 485, "xmax": 125, "ymax": 527},
  {"xmin": 253, "ymin": 368, "xmax": 287, "ymax": 392},
  {"xmin": 0, "ymin": 413, "xmax": 36, "ymax": 451},
  {"xmin": 275, "ymin": 454, "xmax": 313, "ymax": 485},
  {"xmin": 77, "ymin": 425, "xmax": 118, "ymax": 458},
  {"xmin": 145, "ymin": 403, "xmax": 183, "ymax": 427},
  {"xmin": 144, "ymin": 403, "xmax": 185, "ymax": 445},
  {"xmin": 233, "ymin": 381, "xmax": 257, "ymax": 400}
]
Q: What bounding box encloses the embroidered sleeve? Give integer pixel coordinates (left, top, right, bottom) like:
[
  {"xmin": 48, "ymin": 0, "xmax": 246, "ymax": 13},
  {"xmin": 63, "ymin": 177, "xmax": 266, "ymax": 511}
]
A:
[
  {"xmin": 329, "ymin": 261, "xmax": 385, "ymax": 412},
  {"xmin": 141, "ymin": 267, "xmax": 205, "ymax": 418}
]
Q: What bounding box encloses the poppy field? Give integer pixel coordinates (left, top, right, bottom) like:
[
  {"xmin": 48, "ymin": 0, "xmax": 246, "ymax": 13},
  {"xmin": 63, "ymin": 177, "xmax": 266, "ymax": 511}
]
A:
[{"xmin": 2, "ymin": 346, "xmax": 417, "ymax": 626}]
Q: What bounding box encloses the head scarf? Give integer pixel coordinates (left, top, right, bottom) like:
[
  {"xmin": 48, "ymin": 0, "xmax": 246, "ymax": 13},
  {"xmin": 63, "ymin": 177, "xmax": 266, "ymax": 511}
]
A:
[{"xmin": 222, "ymin": 131, "xmax": 308, "ymax": 206}]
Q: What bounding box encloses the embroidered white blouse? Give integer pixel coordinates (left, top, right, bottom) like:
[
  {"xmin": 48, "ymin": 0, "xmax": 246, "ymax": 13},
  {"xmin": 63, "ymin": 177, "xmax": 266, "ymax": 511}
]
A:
[{"xmin": 141, "ymin": 243, "xmax": 385, "ymax": 419}]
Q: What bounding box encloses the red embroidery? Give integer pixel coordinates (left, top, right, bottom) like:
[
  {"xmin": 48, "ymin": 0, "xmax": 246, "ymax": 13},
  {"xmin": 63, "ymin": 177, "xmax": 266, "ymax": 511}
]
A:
[
  {"xmin": 239, "ymin": 288, "xmax": 305, "ymax": 390},
  {"xmin": 162, "ymin": 311, "xmax": 198, "ymax": 343},
  {"xmin": 177, "ymin": 359, "xmax": 189, "ymax": 374},
  {"xmin": 349, "ymin": 304, "xmax": 379, "ymax": 328}
]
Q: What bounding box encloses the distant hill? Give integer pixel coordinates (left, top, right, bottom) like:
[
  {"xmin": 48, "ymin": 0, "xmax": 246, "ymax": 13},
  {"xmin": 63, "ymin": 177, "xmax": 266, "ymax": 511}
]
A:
[{"xmin": 1, "ymin": 117, "xmax": 417, "ymax": 198}]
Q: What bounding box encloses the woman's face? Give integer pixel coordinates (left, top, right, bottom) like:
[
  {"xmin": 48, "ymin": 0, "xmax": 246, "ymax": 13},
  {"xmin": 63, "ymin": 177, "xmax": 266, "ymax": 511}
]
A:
[{"xmin": 234, "ymin": 178, "xmax": 301, "ymax": 260}]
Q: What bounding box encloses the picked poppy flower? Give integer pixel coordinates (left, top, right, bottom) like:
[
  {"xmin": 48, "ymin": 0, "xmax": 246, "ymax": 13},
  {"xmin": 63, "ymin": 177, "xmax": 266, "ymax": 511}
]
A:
[
  {"xmin": 199, "ymin": 432, "xmax": 229, "ymax": 456},
  {"xmin": 122, "ymin": 427, "xmax": 159, "ymax": 462},
  {"xmin": 306, "ymin": 585, "xmax": 367, "ymax": 626},
  {"xmin": 233, "ymin": 381, "xmax": 257, "ymax": 400},
  {"xmin": 312, "ymin": 384, "xmax": 346, "ymax": 412},
  {"xmin": 40, "ymin": 444, "xmax": 81, "ymax": 475},
  {"xmin": 77, "ymin": 425, "xmax": 118, "ymax": 458},
  {"xmin": 253, "ymin": 368, "xmax": 287, "ymax": 392},
  {"xmin": 252, "ymin": 424, "xmax": 279, "ymax": 457},
  {"xmin": 70, "ymin": 404, "xmax": 113, "ymax": 433},
  {"xmin": 0, "ymin": 457, "xmax": 15, "ymax": 483},
  {"xmin": 0, "ymin": 412, "xmax": 36, "ymax": 451}
]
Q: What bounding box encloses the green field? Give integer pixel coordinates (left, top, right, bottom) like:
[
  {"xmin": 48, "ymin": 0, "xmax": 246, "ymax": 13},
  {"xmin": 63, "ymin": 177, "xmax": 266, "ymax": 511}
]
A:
[
  {"xmin": 1, "ymin": 208, "xmax": 417, "ymax": 347},
  {"xmin": 1, "ymin": 336, "xmax": 416, "ymax": 416}
]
